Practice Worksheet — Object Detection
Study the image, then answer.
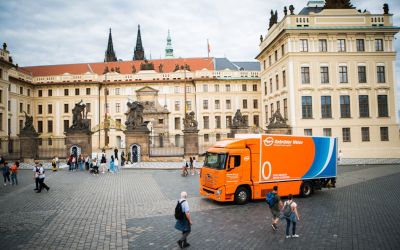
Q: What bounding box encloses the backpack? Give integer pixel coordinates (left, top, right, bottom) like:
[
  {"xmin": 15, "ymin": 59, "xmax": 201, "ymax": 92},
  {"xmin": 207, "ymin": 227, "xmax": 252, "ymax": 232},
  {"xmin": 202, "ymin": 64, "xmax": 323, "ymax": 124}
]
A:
[
  {"xmin": 283, "ymin": 201, "xmax": 293, "ymax": 217},
  {"xmin": 174, "ymin": 200, "xmax": 186, "ymax": 220},
  {"xmin": 266, "ymin": 192, "xmax": 276, "ymax": 208}
]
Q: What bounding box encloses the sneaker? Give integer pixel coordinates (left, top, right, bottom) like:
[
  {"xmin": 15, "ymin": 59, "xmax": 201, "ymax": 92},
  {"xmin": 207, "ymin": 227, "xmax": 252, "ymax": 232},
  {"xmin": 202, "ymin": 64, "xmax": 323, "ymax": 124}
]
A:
[
  {"xmin": 292, "ymin": 234, "xmax": 299, "ymax": 238},
  {"xmin": 183, "ymin": 242, "xmax": 191, "ymax": 248},
  {"xmin": 177, "ymin": 240, "xmax": 183, "ymax": 249},
  {"xmin": 285, "ymin": 235, "xmax": 291, "ymax": 239}
]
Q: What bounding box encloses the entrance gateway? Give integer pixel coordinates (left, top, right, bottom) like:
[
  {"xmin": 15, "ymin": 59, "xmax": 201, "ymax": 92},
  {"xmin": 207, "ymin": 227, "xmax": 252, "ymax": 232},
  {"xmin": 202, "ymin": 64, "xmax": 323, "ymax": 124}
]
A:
[{"xmin": 130, "ymin": 144, "xmax": 141, "ymax": 163}]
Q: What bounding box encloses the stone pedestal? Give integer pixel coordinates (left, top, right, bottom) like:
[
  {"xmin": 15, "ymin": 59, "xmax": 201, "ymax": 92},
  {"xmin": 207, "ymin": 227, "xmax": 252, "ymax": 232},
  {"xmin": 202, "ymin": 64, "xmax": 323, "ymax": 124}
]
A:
[
  {"xmin": 266, "ymin": 127, "xmax": 292, "ymax": 135},
  {"xmin": 124, "ymin": 128, "xmax": 150, "ymax": 162},
  {"xmin": 65, "ymin": 130, "xmax": 92, "ymax": 157},
  {"xmin": 229, "ymin": 126, "xmax": 249, "ymax": 138},
  {"xmin": 183, "ymin": 129, "xmax": 199, "ymax": 157},
  {"xmin": 19, "ymin": 136, "xmax": 39, "ymax": 160}
]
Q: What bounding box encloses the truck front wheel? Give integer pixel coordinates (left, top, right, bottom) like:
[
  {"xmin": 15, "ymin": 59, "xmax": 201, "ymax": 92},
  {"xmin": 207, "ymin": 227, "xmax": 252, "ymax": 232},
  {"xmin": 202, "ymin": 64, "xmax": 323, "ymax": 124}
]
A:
[
  {"xmin": 300, "ymin": 181, "xmax": 313, "ymax": 197},
  {"xmin": 234, "ymin": 187, "xmax": 249, "ymax": 205}
]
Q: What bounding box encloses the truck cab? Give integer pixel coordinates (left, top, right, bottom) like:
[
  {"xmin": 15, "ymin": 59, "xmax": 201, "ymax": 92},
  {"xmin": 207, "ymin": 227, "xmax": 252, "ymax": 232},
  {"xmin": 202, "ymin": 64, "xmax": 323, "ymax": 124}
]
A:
[{"xmin": 200, "ymin": 139, "xmax": 254, "ymax": 204}]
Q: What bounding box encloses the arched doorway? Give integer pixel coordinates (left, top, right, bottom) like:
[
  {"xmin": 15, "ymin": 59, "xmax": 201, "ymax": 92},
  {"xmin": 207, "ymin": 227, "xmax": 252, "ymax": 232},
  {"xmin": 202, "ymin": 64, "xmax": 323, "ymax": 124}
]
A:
[
  {"xmin": 130, "ymin": 144, "xmax": 141, "ymax": 163},
  {"xmin": 70, "ymin": 145, "xmax": 81, "ymax": 157}
]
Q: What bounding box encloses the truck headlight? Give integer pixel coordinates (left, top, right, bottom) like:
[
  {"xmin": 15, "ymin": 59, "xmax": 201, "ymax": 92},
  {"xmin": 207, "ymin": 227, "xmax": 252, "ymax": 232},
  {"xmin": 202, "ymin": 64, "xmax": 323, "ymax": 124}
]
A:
[{"xmin": 216, "ymin": 189, "xmax": 222, "ymax": 195}]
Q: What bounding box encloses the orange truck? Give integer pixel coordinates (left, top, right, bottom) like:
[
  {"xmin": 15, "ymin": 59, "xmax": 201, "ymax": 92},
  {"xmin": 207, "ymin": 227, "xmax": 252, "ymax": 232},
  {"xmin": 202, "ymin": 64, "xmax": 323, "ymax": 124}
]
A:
[{"xmin": 200, "ymin": 134, "xmax": 337, "ymax": 204}]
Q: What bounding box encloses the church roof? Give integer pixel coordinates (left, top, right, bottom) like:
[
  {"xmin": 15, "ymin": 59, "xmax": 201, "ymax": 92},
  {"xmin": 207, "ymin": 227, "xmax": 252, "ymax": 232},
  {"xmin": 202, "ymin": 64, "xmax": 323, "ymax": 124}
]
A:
[{"xmin": 22, "ymin": 57, "xmax": 214, "ymax": 77}]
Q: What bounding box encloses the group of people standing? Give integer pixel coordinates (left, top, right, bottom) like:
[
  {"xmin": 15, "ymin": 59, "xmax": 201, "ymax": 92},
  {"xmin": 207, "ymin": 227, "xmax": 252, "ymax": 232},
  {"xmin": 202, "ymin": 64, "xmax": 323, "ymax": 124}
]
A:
[
  {"xmin": 1, "ymin": 156, "xmax": 19, "ymax": 186},
  {"xmin": 181, "ymin": 157, "xmax": 197, "ymax": 177}
]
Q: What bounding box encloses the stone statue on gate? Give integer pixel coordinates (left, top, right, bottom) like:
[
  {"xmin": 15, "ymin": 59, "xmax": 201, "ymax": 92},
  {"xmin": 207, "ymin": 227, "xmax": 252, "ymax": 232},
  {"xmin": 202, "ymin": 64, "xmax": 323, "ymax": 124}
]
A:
[
  {"xmin": 232, "ymin": 109, "xmax": 247, "ymax": 128},
  {"xmin": 183, "ymin": 111, "xmax": 198, "ymax": 130},
  {"xmin": 20, "ymin": 111, "xmax": 38, "ymax": 136},
  {"xmin": 267, "ymin": 109, "xmax": 289, "ymax": 129},
  {"xmin": 70, "ymin": 100, "xmax": 89, "ymax": 131},
  {"xmin": 125, "ymin": 101, "xmax": 145, "ymax": 130}
]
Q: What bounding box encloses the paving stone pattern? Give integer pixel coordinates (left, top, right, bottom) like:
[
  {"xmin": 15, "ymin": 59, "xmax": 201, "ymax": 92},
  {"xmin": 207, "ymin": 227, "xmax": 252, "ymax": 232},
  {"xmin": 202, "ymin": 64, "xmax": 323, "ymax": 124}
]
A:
[{"xmin": 0, "ymin": 165, "xmax": 399, "ymax": 249}]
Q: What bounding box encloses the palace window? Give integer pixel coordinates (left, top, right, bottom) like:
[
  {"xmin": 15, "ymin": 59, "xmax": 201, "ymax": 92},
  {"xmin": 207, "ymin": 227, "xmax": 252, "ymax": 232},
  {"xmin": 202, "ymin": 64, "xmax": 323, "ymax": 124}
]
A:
[
  {"xmin": 48, "ymin": 120, "xmax": 53, "ymax": 133},
  {"xmin": 361, "ymin": 127, "xmax": 370, "ymax": 142},
  {"xmin": 48, "ymin": 89, "xmax": 52, "ymax": 96},
  {"xmin": 380, "ymin": 127, "xmax": 389, "ymax": 141},
  {"xmin": 226, "ymin": 116, "xmax": 232, "ymax": 127},
  {"xmin": 319, "ymin": 39, "xmax": 327, "ymax": 52},
  {"xmin": 304, "ymin": 129, "xmax": 312, "ymax": 136},
  {"xmin": 269, "ymin": 78, "xmax": 273, "ymax": 93},
  {"xmin": 356, "ymin": 39, "xmax": 365, "ymax": 52},
  {"xmin": 283, "ymin": 99, "xmax": 288, "ymax": 119},
  {"xmin": 86, "ymin": 103, "xmax": 91, "ymax": 113},
  {"xmin": 38, "ymin": 121, "xmax": 43, "ymax": 133},
  {"xmin": 340, "ymin": 95, "xmax": 351, "ymax": 118},
  {"xmin": 38, "ymin": 90, "xmax": 43, "ymax": 97},
  {"xmin": 302, "ymin": 96, "xmax": 313, "ymax": 119},
  {"xmin": 75, "ymin": 88, "xmax": 79, "ymax": 95},
  {"xmin": 253, "ymin": 84, "xmax": 257, "ymax": 92},
  {"xmin": 253, "ymin": 99, "xmax": 258, "ymax": 109},
  {"xmin": 323, "ymin": 128, "xmax": 332, "ymax": 137},
  {"xmin": 48, "ymin": 104, "xmax": 52, "ymax": 114},
  {"xmin": 116, "ymin": 103, "xmax": 120, "ymax": 113},
  {"xmin": 115, "ymin": 88, "xmax": 120, "ymax": 95},
  {"xmin": 242, "ymin": 84, "xmax": 247, "ymax": 91},
  {"xmin": 203, "ymin": 116, "xmax": 209, "ymax": 129},
  {"xmin": 215, "ymin": 116, "xmax": 221, "ymax": 129},
  {"xmin": 20, "ymin": 103, "xmax": 23, "ymax": 113},
  {"xmin": 321, "ymin": 96, "xmax": 332, "ymax": 118},
  {"xmin": 20, "ymin": 86, "xmax": 23, "ymax": 95},
  {"xmin": 342, "ymin": 128, "xmax": 351, "ymax": 142},
  {"xmin": 377, "ymin": 66, "xmax": 385, "ymax": 83},
  {"xmin": 282, "ymin": 70, "xmax": 286, "ymax": 87},
  {"xmin": 358, "ymin": 66, "xmax": 367, "ymax": 83},
  {"xmin": 339, "ymin": 66, "xmax": 348, "ymax": 83},
  {"xmin": 174, "ymin": 117, "xmax": 180, "ymax": 130},
  {"xmin": 203, "ymin": 100, "xmax": 209, "ymax": 110},
  {"xmin": 226, "ymin": 100, "xmax": 231, "ymax": 109},
  {"xmin": 320, "ymin": 66, "xmax": 329, "ymax": 84},
  {"xmin": 375, "ymin": 39, "xmax": 384, "ymax": 51},
  {"xmin": 203, "ymin": 84, "xmax": 208, "ymax": 92},
  {"xmin": 38, "ymin": 105, "xmax": 43, "ymax": 115},
  {"xmin": 242, "ymin": 99, "xmax": 247, "ymax": 109},
  {"xmin": 337, "ymin": 39, "xmax": 346, "ymax": 52},
  {"xmin": 86, "ymin": 88, "xmax": 91, "ymax": 95},
  {"xmin": 214, "ymin": 84, "xmax": 219, "ymax": 92},
  {"xmin": 377, "ymin": 95, "xmax": 388, "ymax": 117},
  {"xmin": 301, "ymin": 67, "xmax": 310, "ymax": 84},
  {"xmin": 63, "ymin": 120, "xmax": 69, "ymax": 132},
  {"xmin": 64, "ymin": 89, "xmax": 69, "ymax": 96},
  {"xmin": 276, "ymin": 75, "xmax": 279, "ymax": 90},
  {"xmin": 253, "ymin": 115, "xmax": 259, "ymax": 127},
  {"xmin": 225, "ymin": 84, "xmax": 231, "ymax": 92},
  {"xmin": 300, "ymin": 39, "xmax": 308, "ymax": 52},
  {"xmin": 174, "ymin": 101, "xmax": 180, "ymax": 111},
  {"xmin": 215, "ymin": 100, "xmax": 220, "ymax": 109},
  {"xmin": 359, "ymin": 95, "xmax": 369, "ymax": 117},
  {"xmin": 64, "ymin": 104, "xmax": 69, "ymax": 113},
  {"xmin": 265, "ymin": 105, "xmax": 269, "ymax": 123},
  {"xmin": 186, "ymin": 101, "xmax": 192, "ymax": 111}
]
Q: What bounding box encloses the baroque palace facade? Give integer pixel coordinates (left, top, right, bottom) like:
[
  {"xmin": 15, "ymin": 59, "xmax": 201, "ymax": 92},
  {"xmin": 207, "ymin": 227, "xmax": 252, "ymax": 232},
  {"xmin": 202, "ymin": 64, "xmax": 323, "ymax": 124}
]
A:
[
  {"xmin": 257, "ymin": 1, "xmax": 400, "ymax": 158},
  {"xmin": 0, "ymin": 26, "xmax": 260, "ymax": 155}
]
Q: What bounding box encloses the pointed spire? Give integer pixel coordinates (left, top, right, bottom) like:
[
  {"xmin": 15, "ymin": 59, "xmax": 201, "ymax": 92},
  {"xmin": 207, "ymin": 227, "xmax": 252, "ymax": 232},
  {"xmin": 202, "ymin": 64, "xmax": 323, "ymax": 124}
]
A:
[
  {"xmin": 104, "ymin": 28, "xmax": 117, "ymax": 62},
  {"xmin": 133, "ymin": 25, "xmax": 145, "ymax": 60},
  {"xmin": 165, "ymin": 29, "xmax": 174, "ymax": 58}
]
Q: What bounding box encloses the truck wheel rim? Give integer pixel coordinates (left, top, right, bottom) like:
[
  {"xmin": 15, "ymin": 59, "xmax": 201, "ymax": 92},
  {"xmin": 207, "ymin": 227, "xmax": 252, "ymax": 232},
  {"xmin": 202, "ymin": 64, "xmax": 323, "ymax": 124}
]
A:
[
  {"xmin": 238, "ymin": 191, "xmax": 247, "ymax": 201},
  {"xmin": 304, "ymin": 186, "xmax": 311, "ymax": 195}
]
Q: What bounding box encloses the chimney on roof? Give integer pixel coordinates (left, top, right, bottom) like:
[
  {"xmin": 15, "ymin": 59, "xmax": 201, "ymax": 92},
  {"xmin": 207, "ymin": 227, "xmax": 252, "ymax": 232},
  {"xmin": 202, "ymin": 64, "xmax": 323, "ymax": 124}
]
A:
[
  {"xmin": 133, "ymin": 25, "xmax": 145, "ymax": 61},
  {"xmin": 104, "ymin": 28, "xmax": 117, "ymax": 62}
]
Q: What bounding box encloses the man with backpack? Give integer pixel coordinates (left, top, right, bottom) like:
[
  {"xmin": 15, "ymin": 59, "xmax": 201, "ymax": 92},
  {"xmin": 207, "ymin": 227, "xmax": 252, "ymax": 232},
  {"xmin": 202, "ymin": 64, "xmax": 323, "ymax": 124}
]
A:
[
  {"xmin": 267, "ymin": 185, "xmax": 283, "ymax": 231},
  {"xmin": 174, "ymin": 191, "xmax": 193, "ymax": 248},
  {"xmin": 283, "ymin": 194, "xmax": 300, "ymax": 238}
]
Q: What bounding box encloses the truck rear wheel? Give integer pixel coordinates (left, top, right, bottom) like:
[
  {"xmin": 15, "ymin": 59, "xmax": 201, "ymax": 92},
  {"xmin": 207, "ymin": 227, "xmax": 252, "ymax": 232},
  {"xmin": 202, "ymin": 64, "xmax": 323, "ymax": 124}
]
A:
[
  {"xmin": 234, "ymin": 187, "xmax": 249, "ymax": 205},
  {"xmin": 300, "ymin": 181, "xmax": 313, "ymax": 197}
]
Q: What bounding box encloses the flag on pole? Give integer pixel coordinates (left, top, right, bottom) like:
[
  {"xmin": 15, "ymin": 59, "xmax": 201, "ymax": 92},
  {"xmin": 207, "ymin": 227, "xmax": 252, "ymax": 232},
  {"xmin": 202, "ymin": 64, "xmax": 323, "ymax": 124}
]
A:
[{"xmin": 207, "ymin": 39, "xmax": 211, "ymax": 57}]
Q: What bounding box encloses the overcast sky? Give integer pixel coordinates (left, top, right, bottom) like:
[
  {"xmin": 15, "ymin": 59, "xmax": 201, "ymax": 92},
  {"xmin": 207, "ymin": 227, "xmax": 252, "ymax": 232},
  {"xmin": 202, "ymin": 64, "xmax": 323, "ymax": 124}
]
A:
[{"xmin": 1, "ymin": 0, "xmax": 400, "ymax": 111}]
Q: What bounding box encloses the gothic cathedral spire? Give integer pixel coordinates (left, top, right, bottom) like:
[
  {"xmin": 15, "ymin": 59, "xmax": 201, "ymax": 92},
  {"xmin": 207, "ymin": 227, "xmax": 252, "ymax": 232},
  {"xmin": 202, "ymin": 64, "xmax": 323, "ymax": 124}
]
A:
[
  {"xmin": 104, "ymin": 28, "xmax": 117, "ymax": 62},
  {"xmin": 165, "ymin": 30, "xmax": 174, "ymax": 58},
  {"xmin": 133, "ymin": 25, "xmax": 145, "ymax": 60}
]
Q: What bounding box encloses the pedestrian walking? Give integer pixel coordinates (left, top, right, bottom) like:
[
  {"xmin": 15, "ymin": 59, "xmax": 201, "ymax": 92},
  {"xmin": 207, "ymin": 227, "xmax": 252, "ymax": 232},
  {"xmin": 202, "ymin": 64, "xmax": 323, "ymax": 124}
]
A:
[
  {"xmin": 92, "ymin": 158, "xmax": 99, "ymax": 175},
  {"xmin": 193, "ymin": 157, "xmax": 198, "ymax": 175},
  {"xmin": 189, "ymin": 157, "xmax": 194, "ymax": 175},
  {"xmin": 121, "ymin": 151, "xmax": 125, "ymax": 166},
  {"xmin": 181, "ymin": 157, "xmax": 188, "ymax": 177},
  {"xmin": 67, "ymin": 155, "xmax": 73, "ymax": 171},
  {"xmin": 36, "ymin": 164, "xmax": 50, "ymax": 193},
  {"xmin": 2, "ymin": 162, "xmax": 11, "ymax": 186},
  {"xmin": 283, "ymin": 194, "xmax": 300, "ymax": 238},
  {"xmin": 267, "ymin": 185, "xmax": 283, "ymax": 231},
  {"xmin": 55, "ymin": 156, "xmax": 60, "ymax": 170},
  {"xmin": 175, "ymin": 191, "xmax": 193, "ymax": 248},
  {"xmin": 85, "ymin": 155, "xmax": 90, "ymax": 171},
  {"xmin": 10, "ymin": 161, "xmax": 19, "ymax": 185},
  {"xmin": 33, "ymin": 162, "xmax": 40, "ymax": 190},
  {"xmin": 71, "ymin": 155, "xmax": 77, "ymax": 171},
  {"xmin": 114, "ymin": 157, "xmax": 119, "ymax": 173},
  {"xmin": 109, "ymin": 155, "xmax": 115, "ymax": 173},
  {"xmin": 114, "ymin": 148, "xmax": 119, "ymax": 160},
  {"xmin": 78, "ymin": 154, "xmax": 84, "ymax": 171},
  {"xmin": 52, "ymin": 157, "xmax": 57, "ymax": 172},
  {"xmin": 100, "ymin": 153, "xmax": 107, "ymax": 173}
]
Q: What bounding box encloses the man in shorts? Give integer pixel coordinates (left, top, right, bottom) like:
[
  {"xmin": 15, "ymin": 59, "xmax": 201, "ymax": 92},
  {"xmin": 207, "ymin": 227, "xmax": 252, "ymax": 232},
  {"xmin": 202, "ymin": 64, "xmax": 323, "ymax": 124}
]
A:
[{"xmin": 269, "ymin": 185, "xmax": 283, "ymax": 231}]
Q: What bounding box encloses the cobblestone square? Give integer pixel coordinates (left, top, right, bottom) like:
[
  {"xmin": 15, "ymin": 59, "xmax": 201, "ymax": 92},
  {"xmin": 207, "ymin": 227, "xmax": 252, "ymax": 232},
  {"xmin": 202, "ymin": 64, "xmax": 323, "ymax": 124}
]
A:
[{"xmin": 1, "ymin": 165, "xmax": 400, "ymax": 249}]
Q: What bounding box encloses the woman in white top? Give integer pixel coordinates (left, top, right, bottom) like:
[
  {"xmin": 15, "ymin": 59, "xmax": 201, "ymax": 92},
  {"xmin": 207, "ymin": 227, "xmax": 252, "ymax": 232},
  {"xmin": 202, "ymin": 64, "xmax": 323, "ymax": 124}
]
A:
[
  {"xmin": 284, "ymin": 194, "xmax": 300, "ymax": 238},
  {"xmin": 114, "ymin": 157, "xmax": 119, "ymax": 173}
]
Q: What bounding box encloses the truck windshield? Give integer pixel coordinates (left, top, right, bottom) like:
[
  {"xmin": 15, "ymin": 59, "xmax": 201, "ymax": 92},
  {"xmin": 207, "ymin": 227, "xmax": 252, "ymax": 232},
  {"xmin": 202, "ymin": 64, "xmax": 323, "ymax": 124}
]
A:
[{"xmin": 204, "ymin": 152, "xmax": 227, "ymax": 170}]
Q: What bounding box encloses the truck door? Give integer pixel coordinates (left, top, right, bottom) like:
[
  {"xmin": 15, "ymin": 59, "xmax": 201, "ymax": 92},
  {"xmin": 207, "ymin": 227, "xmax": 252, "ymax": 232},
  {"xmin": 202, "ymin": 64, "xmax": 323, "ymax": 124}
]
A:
[{"xmin": 225, "ymin": 154, "xmax": 242, "ymax": 194}]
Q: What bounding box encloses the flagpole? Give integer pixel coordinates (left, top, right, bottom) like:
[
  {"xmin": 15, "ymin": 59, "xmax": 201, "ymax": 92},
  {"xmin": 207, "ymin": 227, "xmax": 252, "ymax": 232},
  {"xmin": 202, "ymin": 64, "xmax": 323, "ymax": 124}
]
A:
[{"xmin": 207, "ymin": 39, "xmax": 210, "ymax": 58}]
